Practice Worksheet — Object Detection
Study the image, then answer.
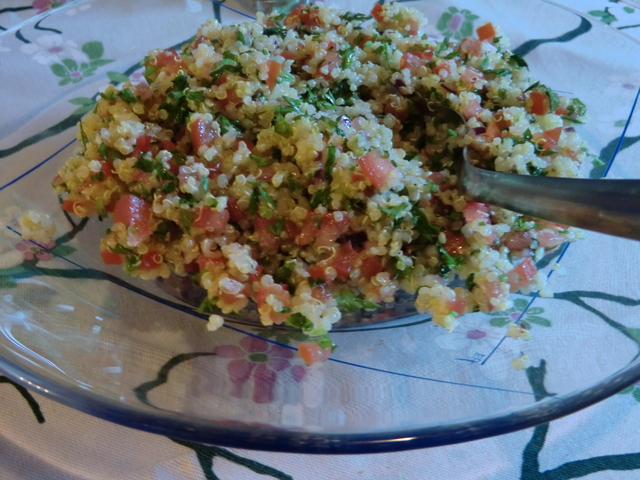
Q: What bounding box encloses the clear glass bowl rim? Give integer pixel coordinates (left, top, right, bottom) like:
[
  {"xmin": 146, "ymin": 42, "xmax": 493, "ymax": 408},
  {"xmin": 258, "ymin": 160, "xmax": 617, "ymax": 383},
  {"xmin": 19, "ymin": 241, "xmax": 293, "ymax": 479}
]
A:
[{"xmin": 1, "ymin": 0, "xmax": 640, "ymax": 454}]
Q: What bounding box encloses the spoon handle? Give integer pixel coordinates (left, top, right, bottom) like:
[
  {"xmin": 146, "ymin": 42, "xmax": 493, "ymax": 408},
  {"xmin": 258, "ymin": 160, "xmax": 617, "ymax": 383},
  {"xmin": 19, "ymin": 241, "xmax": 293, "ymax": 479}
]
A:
[{"xmin": 459, "ymin": 161, "xmax": 640, "ymax": 240}]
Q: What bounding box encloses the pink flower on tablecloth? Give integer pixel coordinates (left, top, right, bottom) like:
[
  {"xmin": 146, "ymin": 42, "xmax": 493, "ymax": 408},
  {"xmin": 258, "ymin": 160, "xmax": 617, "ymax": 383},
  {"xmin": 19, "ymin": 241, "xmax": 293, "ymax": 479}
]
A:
[
  {"xmin": 215, "ymin": 337, "xmax": 306, "ymax": 404},
  {"xmin": 32, "ymin": 0, "xmax": 71, "ymax": 14},
  {"xmin": 15, "ymin": 239, "xmax": 55, "ymax": 262}
]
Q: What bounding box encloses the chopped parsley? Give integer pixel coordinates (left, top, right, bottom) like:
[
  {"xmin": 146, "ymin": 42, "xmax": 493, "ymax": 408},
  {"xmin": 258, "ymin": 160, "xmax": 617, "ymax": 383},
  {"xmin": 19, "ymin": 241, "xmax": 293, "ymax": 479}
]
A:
[
  {"xmin": 379, "ymin": 202, "xmax": 408, "ymax": 218},
  {"xmin": 310, "ymin": 186, "xmax": 331, "ymax": 209},
  {"xmin": 411, "ymin": 203, "xmax": 440, "ymax": 243},
  {"xmin": 266, "ymin": 218, "xmax": 285, "ymax": 236},
  {"xmin": 324, "ymin": 144, "xmax": 336, "ymax": 182},
  {"xmin": 285, "ymin": 312, "xmax": 314, "ymax": 332},
  {"xmin": 250, "ymin": 154, "xmax": 271, "ymax": 167},
  {"xmin": 210, "ymin": 58, "xmax": 243, "ymax": 84},
  {"xmin": 335, "ymin": 289, "xmax": 380, "ymax": 312},
  {"xmin": 274, "ymin": 115, "xmax": 292, "ymax": 137},
  {"xmin": 179, "ymin": 209, "xmax": 195, "ymax": 232}
]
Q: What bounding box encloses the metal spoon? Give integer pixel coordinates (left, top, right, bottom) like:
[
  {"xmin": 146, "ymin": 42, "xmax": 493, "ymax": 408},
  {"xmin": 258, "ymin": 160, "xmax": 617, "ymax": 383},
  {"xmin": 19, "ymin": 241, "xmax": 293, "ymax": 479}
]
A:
[{"xmin": 434, "ymin": 104, "xmax": 640, "ymax": 240}]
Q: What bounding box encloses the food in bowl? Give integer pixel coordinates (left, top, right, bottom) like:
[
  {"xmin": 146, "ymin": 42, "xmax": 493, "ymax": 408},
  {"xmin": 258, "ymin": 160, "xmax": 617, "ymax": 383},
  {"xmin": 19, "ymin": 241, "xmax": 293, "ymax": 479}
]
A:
[{"xmin": 51, "ymin": 2, "xmax": 588, "ymax": 362}]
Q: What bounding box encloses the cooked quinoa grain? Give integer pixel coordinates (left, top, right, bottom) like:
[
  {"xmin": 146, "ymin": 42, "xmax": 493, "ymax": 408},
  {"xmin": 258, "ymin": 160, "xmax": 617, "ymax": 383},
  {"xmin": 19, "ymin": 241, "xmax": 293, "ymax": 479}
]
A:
[{"xmin": 54, "ymin": 3, "xmax": 588, "ymax": 360}]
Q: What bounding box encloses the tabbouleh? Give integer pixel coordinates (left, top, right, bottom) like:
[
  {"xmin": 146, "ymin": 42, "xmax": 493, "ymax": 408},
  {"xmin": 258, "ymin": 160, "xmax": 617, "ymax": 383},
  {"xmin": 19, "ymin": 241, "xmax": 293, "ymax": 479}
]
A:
[{"xmin": 53, "ymin": 3, "xmax": 588, "ymax": 363}]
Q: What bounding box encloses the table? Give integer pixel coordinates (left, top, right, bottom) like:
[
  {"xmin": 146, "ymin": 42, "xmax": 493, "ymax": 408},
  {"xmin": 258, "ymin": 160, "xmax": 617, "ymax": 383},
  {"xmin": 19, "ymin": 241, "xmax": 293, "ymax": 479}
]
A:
[{"xmin": 1, "ymin": 0, "xmax": 640, "ymax": 478}]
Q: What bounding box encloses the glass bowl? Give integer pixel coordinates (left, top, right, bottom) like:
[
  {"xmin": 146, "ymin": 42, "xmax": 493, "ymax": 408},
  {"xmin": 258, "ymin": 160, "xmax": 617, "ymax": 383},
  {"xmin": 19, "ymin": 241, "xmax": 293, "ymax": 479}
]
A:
[{"xmin": 1, "ymin": 0, "xmax": 640, "ymax": 454}]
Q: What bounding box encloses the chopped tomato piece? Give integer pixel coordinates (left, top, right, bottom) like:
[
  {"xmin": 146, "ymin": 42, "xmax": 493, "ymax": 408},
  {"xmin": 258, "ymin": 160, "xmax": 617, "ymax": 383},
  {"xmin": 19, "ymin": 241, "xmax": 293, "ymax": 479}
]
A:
[
  {"xmin": 371, "ymin": 3, "xmax": 384, "ymax": 22},
  {"xmin": 400, "ymin": 51, "xmax": 433, "ymax": 72},
  {"xmin": 162, "ymin": 140, "xmax": 177, "ymax": 151},
  {"xmin": 256, "ymin": 283, "xmax": 291, "ymax": 324},
  {"xmin": 197, "ymin": 255, "xmax": 225, "ymax": 272},
  {"xmin": 462, "ymin": 98, "xmax": 483, "ymax": 120},
  {"xmin": 384, "ymin": 98, "xmax": 408, "ymax": 121},
  {"xmin": 433, "ymin": 62, "xmax": 451, "ymax": 77},
  {"xmin": 258, "ymin": 166, "xmax": 276, "ymax": 181},
  {"xmin": 460, "ymin": 38, "xmax": 482, "ymax": 56},
  {"xmin": 298, "ymin": 341, "xmax": 332, "ymax": 365},
  {"xmin": 281, "ymin": 51, "xmax": 296, "ymax": 61},
  {"xmin": 100, "ymin": 250, "xmax": 124, "ymax": 265},
  {"xmin": 447, "ymin": 296, "xmax": 467, "ymax": 315},
  {"xmin": 537, "ymin": 230, "xmax": 565, "ymax": 249},
  {"xmin": 191, "ymin": 119, "xmax": 216, "ymax": 153},
  {"xmin": 113, "ymin": 194, "xmax": 152, "ymax": 227},
  {"xmin": 358, "ymin": 151, "xmax": 395, "ymax": 190},
  {"xmin": 193, "ymin": 36, "xmax": 207, "ymax": 48},
  {"xmin": 502, "ymin": 231, "xmax": 532, "ymax": 251},
  {"xmin": 315, "ymin": 212, "xmax": 350, "ymax": 247},
  {"xmin": 154, "ymin": 50, "xmax": 186, "ymax": 74},
  {"xmin": 192, "ymin": 206, "xmax": 229, "ymax": 233},
  {"xmin": 300, "ymin": 8, "xmax": 321, "ymax": 27},
  {"xmin": 444, "ymin": 232, "xmax": 466, "ymax": 256},
  {"xmin": 463, "ymin": 202, "xmax": 490, "ymax": 224},
  {"xmin": 284, "ymin": 5, "xmax": 304, "ymax": 26},
  {"xmin": 485, "ymin": 121, "xmax": 502, "ymax": 141},
  {"xmin": 247, "ymin": 264, "xmax": 264, "ymax": 282},
  {"xmin": 507, "ymin": 257, "xmax": 537, "ymax": 292},
  {"xmin": 406, "ymin": 18, "xmax": 420, "ymax": 35},
  {"xmin": 140, "ymin": 251, "xmax": 163, "ymax": 270},
  {"xmin": 332, "ymin": 242, "xmax": 358, "ymax": 281},
  {"xmin": 255, "ymin": 218, "xmax": 280, "ymax": 252},
  {"xmin": 99, "ymin": 161, "xmax": 115, "ymax": 179},
  {"xmin": 226, "ymin": 197, "xmax": 245, "ymax": 223},
  {"xmin": 476, "ymin": 22, "xmax": 497, "ymax": 42},
  {"xmin": 307, "ymin": 264, "xmax": 328, "ymax": 282},
  {"xmin": 266, "ymin": 60, "xmax": 282, "ymax": 91},
  {"xmin": 533, "ymin": 127, "xmax": 563, "ymax": 151},
  {"xmin": 479, "ymin": 278, "xmax": 503, "ymax": 312},
  {"xmin": 218, "ymin": 86, "xmax": 243, "ymax": 108},
  {"xmin": 137, "ymin": 135, "xmax": 152, "ymax": 152},
  {"xmin": 528, "ymin": 92, "xmax": 550, "ymax": 115},
  {"xmin": 460, "ymin": 67, "xmax": 483, "ymax": 85},
  {"xmin": 360, "ymin": 256, "xmax": 383, "ymax": 278},
  {"xmin": 555, "ymin": 107, "xmax": 569, "ymax": 116},
  {"xmin": 318, "ymin": 51, "xmax": 341, "ymax": 79},
  {"xmin": 296, "ymin": 212, "xmax": 322, "ymax": 246}
]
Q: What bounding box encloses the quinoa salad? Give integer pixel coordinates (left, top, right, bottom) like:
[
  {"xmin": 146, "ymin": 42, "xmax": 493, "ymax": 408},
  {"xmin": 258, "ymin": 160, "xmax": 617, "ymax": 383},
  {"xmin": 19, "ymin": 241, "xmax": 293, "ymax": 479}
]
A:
[{"xmin": 52, "ymin": 3, "xmax": 589, "ymax": 364}]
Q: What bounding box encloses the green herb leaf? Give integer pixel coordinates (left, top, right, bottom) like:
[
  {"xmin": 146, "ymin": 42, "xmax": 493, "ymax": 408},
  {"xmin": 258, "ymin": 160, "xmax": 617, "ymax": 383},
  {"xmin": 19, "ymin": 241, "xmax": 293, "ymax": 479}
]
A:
[
  {"xmin": 119, "ymin": 88, "xmax": 137, "ymax": 104},
  {"xmin": 340, "ymin": 12, "xmax": 372, "ymax": 22},
  {"xmin": 379, "ymin": 202, "xmax": 408, "ymax": 218},
  {"xmin": 274, "ymin": 115, "xmax": 293, "ymax": 137},
  {"xmin": 79, "ymin": 120, "xmax": 89, "ymax": 153},
  {"xmin": 248, "ymin": 186, "xmax": 260, "ymax": 215},
  {"xmin": 309, "ymin": 186, "xmax": 331, "ymax": 209},
  {"xmin": 250, "ymin": 154, "xmax": 271, "ymax": 167},
  {"xmin": 523, "ymin": 81, "xmax": 540, "ymax": 93},
  {"xmin": 341, "ymin": 46, "xmax": 356, "ymax": 69},
  {"xmin": 335, "ymin": 289, "xmax": 380, "ymax": 312},
  {"xmin": 324, "ymin": 144, "xmax": 336, "ymax": 182},
  {"xmin": 508, "ymin": 54, "xmax": 528, "ymax": 68},
  {"xmin": 179, "ymin": 209, "xmax": 195, "ymax": 231},
  {"xmin": 258, "ymin": 184, "xmax": 277, "ymax": 208},
  {"xmin": 286, "ymin": 312, "xmax": 314, "ymax": 332},
  {"xmin": 266, "ymin": 218, "xmax": 285, "ymax": 236},
  {"xmin": 411, "ymin": 203, "xmax": 440, "ymax": 242}
]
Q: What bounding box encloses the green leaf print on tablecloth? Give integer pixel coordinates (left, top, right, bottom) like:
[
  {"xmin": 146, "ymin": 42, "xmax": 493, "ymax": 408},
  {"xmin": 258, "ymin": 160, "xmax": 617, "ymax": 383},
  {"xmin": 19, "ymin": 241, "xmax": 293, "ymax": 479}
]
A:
[
  {"xmin": 489, "ymin": 298, "xmax": 551, "ymax": 329},
  {"xmin": 50, "ymin": 41, "xmax": 113, "ymax": 85},
  {"xmin": 436, "ymin": 7, "xmax": 479, "ymax": 39}
]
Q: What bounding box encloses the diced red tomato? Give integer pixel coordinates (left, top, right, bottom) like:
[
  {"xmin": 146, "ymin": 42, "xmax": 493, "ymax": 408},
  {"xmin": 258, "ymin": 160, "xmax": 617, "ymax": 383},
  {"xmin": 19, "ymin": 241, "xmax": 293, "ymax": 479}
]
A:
[
  {"xmin": 318, "ymin": 51, "xmax": 341, "ymax": 79},
  {"xmin": 298, "ymin": 341, "xmax": 332, "ymax": 365},
  {"xmin": 400, "ymin": 51, "xmax": 433, "ymax": 72},
  {"xmin": 191, "ymin": 119, "xmax": 216, "ymax": 153},
  {"xmin": 315, "ymin": 212, "xmax": 350, "ymax": 247},
  {"xmin": 207, "ymin": 159, "xmax": 222, "ymax": 178},
  {"xmin": 433, "ymin": 62, "xmax": 451, "ymax": 77},
  {"xmin": 444, "ymin": 232, "xmax": 466, "ymax": 256},
  {"xmin": 284, "ymin": 5, "xmax": 303, "ymax": 26},
  {"xmin": 311, "ymin": 283, "xmax": 332, "ymax": 302},
  {"xmin": 406, "ymin": 18, "xmax": 420, "ymax": 35},
  {"xmin": 226, "ymin": 197, "xmax": 245, "ymax": 223},
  {"xmin": 360, "ymin": 256, "xmax": 383, "ymax": 278},
  {"xmin": 533, "ymin": 127, "xmax": 563, "ymax": 151},
  {"xmin": 460, "ymin": 38, "xmax": 482, "ymax": 56},
  {"xmin": 162, "ymin": 140, "xmax": 177, "ymax": 151},
  {"xmin": 281, "ymin": 51, "xmax": 296, "ymax": 61},
  {"xmin": 139, "ymin": 251, "xmax": 163, "ymax": 270},
  {"xmin": 371, "ymin": 3, "xmax": 384, "ymax": 22},
  {"xmin": 479, "ymin": 278, "xmax": 503, "ymax": 312},
  {"xmin": 258, "ymin": 166, "xmax": 276, "ymax": 181},
  {"xmin": 358, "ymin": 151, "xmax": 395, "ymax": 190},
  {"xmin": 192, "ymin": 206, "xmax": 229, "ymax": 233},
  {"xmin": 100, "ymin": 161, "xmax": 115, "ymax": 179},
  {"xmin": 461, "ymin": 67, "xmax": 484, "ymax": 85},
  {"xmin": 247, "ymin": 264, "xmax": 264, "ymax": 282},
  {"xmin": 218, "ymin": 86, "xmax": 243, "ymax": 108},
  {"xmin": 358, "ymin": 34, "xmax": 373, "ymax": 48},
  {"xmin": 113, "ymin": 194, "xmax": 152, "ymax": 227},
  {"xmin": 332, "ymin": 242, "xmax": 358, "ymax": 281},
  {"xmin": 462, "ymin": 98, "xmax": 483, "ymax": 120},
  {"xmin": 266, "ymin": 60, "xmax": 282, "ymax": 91},
  {"xmin": 197, "ymin": 255, "xmax": 225, "ymax": 272},
  {"xmin": 296, "ymin": 212, "xmax": 322, "ymax": 246},
  {"xmin": 537, "ymin": 230, "xmax": 565, "ymax": 249},
  {"xmin": 256, "ymin": 283, "xmax": 291, "ymax": 324},
  {"xmin": 447, "ymin": 296, "xmax": 467, "ymax": 315},
  {"xmin": 485, "ymin": 121, "xmax": 502, "ymax": 141},
  {"xmin": 307, "ymin": 264, "xmax": 328, "ymax": 282},
  {"xmin": 154, "ymin": 50, "xmax": 186, "ymax": 74},
  {"xmin": 300, "ymin": 8, "xmax": 321, "ymax": 27},
  {"xmin": 131, "ymin": 135, "xmax": 153, "ymax": 157},
  {"xmin": 502, "ymin": 231, "xmax": 532, "ymax": 251},
  {"xmin": 555, "ymin": 106, "xmax": 569, "ymax": 116},
  {"xmin": 506, "ymin": 257, "xmax": 537, "ymax": 292},
  {"xmin": 463, "ymin": 202, "xmax": 490, "ymax": 224},
  {"xmin": 255, "ymin": 218, "xmax": 280, "ymax": 252},
  {"xmin": 476, "ymin": 22, "xmax": 497, "ymax": 42},
  {"xmin": 283, "ymin": 220, "xmax": 300, "ymax": 240},
  {"xmin": 100, "ymin": 250, "xmax": 124, "ymax": 265},
  {"xmin": 528, "ymin": 92, "xmax": 550, "ymax": 115}
]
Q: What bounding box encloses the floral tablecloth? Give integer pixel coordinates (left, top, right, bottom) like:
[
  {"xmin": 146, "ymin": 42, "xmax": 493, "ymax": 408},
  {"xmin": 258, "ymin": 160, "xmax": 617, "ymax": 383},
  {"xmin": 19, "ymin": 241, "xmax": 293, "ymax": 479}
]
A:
[{"xmin": 2, "ymin": 0, "xmax": 640, "ymax": 478}]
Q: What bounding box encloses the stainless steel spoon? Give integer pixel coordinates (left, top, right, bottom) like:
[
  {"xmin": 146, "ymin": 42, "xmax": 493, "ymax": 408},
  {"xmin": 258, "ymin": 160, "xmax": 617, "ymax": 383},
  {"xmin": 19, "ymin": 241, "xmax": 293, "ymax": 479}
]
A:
[{"xmin": 433, "ymin": 105, "xmax": 640, "ymax": 240}]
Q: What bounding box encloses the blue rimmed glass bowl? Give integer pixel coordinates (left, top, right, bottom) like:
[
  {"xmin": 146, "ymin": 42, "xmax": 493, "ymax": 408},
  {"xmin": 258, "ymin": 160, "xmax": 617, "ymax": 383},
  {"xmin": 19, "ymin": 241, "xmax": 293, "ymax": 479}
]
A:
[{"xmin": 1, "ymin": 0, "xmax": 640, "ymax": 454}]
